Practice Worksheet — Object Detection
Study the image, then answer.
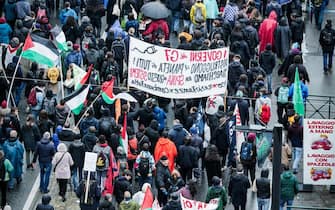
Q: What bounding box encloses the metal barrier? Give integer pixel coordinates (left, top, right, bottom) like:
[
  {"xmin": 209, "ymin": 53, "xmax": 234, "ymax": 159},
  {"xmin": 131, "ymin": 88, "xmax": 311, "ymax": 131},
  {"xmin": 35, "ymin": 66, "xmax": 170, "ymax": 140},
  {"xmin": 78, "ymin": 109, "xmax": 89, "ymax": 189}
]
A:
[
  {"xmin": 287, "ymin": 206, "xmax": 335, "ymax": 210},
  {"xmin": 305, "ymin": 95, "xmax": 335, "ymax": 119}
]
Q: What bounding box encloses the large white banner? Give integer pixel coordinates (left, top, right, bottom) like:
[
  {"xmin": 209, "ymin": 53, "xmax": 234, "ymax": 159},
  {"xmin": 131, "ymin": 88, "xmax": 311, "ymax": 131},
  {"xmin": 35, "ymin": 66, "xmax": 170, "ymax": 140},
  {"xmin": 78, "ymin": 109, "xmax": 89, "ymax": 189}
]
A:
[
  {"xmin": 303, "ymin": 119, "xmax": 335, "ymax": 185},
  {"xmin": 180, "ymin": 194, "xmax": 219, "ymax": 210},
  {"xmin": 128, "ymin": 37, "xmax": 229, "ymax": 99}
]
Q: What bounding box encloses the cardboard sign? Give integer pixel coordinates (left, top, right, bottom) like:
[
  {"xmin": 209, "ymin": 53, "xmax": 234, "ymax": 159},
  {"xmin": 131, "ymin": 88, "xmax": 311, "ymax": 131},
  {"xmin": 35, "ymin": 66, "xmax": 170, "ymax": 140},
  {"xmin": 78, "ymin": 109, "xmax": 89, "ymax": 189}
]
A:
[
  {"xmin": 303, "ymin": 119, "xmax": 335, "ymax": 185},
  {"xmin": 83, "ymin": 152, "xmax": 98, "ymax": 172},
  {"xmin": 128, "ymin": 37, "xmax": 229, "ymax": 99}
]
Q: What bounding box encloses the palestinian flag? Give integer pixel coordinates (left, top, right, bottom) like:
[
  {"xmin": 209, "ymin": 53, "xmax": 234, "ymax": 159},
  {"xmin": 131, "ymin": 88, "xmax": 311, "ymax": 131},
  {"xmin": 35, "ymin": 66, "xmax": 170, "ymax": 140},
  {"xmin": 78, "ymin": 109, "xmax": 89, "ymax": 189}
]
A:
[
  {"xmin": 233, "ymin": 104, "xmax": 245, "ymax": 154},
  {"xmin": 119, "ymin": 112, "xmax": 128, "ymax": 157},
  {"xmin": 64, "ymin": 85, "xmax": 90, "ymax": 115},
  {"xmin": 103, "ymin": 149, "xmax": 119, "ymax": 195},
  {"xmin": 76, "ymin": 64, "xmax": 93, "ymax": 90},
  {"xmin": 50, "ymin": 25, "xmax": 68, "ymax": 52},
  {"xmin": 4, "ymin": 43, "xmax": 22, "ymax": 69},
  {"xmin": 141, "ymin": 187, "xmax": 154, "ymax": 210},
  {"xmin": 72, "ymin": 64, "xmax": 86, "ymax": 90},
  {"xmin": 101, "ymin": 79, "xmax": 115, "ymax": 104},
  {"xmin": 22, "ymin": 33, "xmax": 59, "ymax": 67}
]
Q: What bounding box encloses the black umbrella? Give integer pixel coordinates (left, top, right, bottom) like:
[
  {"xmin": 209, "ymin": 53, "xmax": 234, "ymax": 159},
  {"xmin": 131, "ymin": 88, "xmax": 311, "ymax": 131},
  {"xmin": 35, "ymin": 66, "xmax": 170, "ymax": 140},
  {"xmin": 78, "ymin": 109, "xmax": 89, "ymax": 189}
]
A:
[{"xmin": 140, "ymin": 1, "xmax": 171, "ymax": 19}]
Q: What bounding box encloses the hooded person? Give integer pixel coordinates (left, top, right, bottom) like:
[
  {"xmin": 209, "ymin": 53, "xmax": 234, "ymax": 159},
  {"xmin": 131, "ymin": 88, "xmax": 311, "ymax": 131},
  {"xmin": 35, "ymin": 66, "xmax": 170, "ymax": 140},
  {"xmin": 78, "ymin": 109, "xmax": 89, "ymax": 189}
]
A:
[
  {"xmin": 275, "ymin": 77, "xmax": 290, "ymax": 124},
  {"xmin": 240, "ymin": 132, "xmax": 257, "ymax": 184},
  {"xmin": 119, "ymin": 191, "xmax": 140, "ymax": 210},
  {"xmin": 256, "ymin": 168, "xmax": 271, "ymax": 210},
  {"xmin": 68, "ymin": 134, "xmax": 85, "ymax": 191},
  {"xmin": 206, "ymin": 176, "xmax": 228, "ymax": 210},
  {"xmin": 154, "ymin": 131, "xmax": 178, "ymax": 172},
  {"xmin": 0, "ymin": 17, "xmax": 12, "ymax": 44},
  {"xmin": 168, "ymin": 120, "xmax": 189, "ymax": 150},
  {"xmin": 258, "ymin": 11, "xmax": 277, "ymax": 54},
  {"xmin": 144, "ymin": 119, "xmax": 160, "ymax": 154},
  {"xmin": 280, "ymin": 166, "xmax": 299, "ymax": 209},
  {"xmin": 36, "ymin": 195, "xmax": 54, "ymax": 210},
  {"xmin": 275, "ymin": 17, "xmax": 292, "ymax": 61},
  {"xmin": 52, "ymin": 125, "xmax": 62, "ymax": 151},
  {"xmin": 162, "ymin": 192, "xmax": 182, "ymax": 210},
  {"xmin": 98, "ymin": 193, "xmax": 115, "ymax": 210}
]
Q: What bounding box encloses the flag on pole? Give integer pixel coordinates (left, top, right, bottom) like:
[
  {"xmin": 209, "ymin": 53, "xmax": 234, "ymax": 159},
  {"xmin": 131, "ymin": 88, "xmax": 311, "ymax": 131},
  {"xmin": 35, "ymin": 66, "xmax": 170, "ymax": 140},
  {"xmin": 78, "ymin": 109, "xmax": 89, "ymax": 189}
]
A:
[
  {"xmin": 101, "ymin": 79, "xmax": 115, "ymax": 104},
  {"xmin": 103, "ymin": 149, "xmax": 119, "ymax": 195},
  {"xmin": 22, "ymin": 33, "xmax": 59, "ymax": 67},
  {"xmin": 50, "ymin": 25, "xmax": 68, "ymax": 52},
  {"xmin": 293, "ymin": 68, "xmax": 305, "ymax": 116},
  {"xmin": 76, "ymin": 64, "xmax": 93, "ymax": 90},
  {"xmin": 72, "ymin": 64, "xmax": 86, "ymax": 90},
  {"xmin": 141, "ymin": 187, "xmax": 154, "ymax": 210},
  {"xmin": 119, "ymin": 112, "xmax": 128, "ymax": 156},
  {"xmin": 233, "ymin": 103, "xmax": 245, "ymax": 153},
  {"xmin": 64, "ymin": 85, "xmax": 90, "ymax": 115}
]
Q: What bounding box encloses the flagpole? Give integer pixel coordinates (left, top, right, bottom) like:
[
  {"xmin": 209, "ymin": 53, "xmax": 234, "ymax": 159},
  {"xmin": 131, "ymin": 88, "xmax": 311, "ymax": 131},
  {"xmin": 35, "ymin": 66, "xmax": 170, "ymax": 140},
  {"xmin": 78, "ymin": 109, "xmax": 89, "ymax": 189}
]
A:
[
  {"xmin": 59, "ymin": 54, "xmax": 65, "ymax": 98},
  {"xmin": 6, "ymin": 53, "xmax": 23, "ymax": 108},
  {"xmin": 74, "ymin": 90, "xmax": 102, "ymax": 128}
]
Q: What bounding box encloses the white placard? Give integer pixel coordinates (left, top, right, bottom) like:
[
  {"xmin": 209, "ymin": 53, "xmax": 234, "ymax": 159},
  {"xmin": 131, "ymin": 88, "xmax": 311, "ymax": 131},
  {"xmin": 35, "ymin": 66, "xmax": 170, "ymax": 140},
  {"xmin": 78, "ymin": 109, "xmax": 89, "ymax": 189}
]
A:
[
  {"xmin": 128, "ymin": 37, "xmax": 229, "ymax": 99},
  {"xmin": 303, "ymin": 119, "xmax": 335, "ymax": 185},
  {"xmin": 180, "ymin": 194, "xmax": 219, "ymax": 210},
  {"xmin": 83, "ymin": 152, "xmax": 98, "ymax": 172}
]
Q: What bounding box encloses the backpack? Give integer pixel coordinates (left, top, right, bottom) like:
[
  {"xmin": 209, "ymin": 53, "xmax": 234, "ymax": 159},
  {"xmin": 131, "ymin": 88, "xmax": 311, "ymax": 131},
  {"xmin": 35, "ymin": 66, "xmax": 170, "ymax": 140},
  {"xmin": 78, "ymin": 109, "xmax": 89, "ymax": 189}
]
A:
[
  {"xmin": 138, "ymin": 155, "xmax": 150, "ymax": 177},
  {"xmin": 43, "ymin": 97, "xmax": 56, "ymax": 116},
  {"xmin": 277, "ymin": 86, "xmax": 289, "ymax": 104},
  {"xmin": 243, "ymin": 28, "xmax": 256, "ymax": 49},
  {"xmin": 259, "ymin": 103, "xmax": 271, "ymax": 124},
  {"xmin": 28, "ymin": 87, "xmax": 37, "ymax": 106},
  {"xmin": 322, "ymin": 31, "xmax": 333, "ymax": 45},
  {"xmin": 194, "ymin": 5, "xmax": 204, "ymax": 23},
  {"xmin": 240, "ymin": 142, "xmax": 253, "ymax": 161},
  {"xmin": 96, "ymin": 151, "xmax": 108, "ymax": 169},
  {"xmin": 0, "ymin": 158, "xmax": 6, "ymax": 181},
  {"xmin": 81, "ymin": 34, "xmax": 94, "ymax": 52}
]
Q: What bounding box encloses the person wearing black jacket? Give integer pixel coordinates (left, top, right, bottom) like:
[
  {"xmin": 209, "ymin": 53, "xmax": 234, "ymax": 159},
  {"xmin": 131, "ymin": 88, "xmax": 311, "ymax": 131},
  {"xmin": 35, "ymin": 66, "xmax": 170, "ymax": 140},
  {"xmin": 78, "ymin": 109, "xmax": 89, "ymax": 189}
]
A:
[
  {"xmin": 228, "ymin": 55, "xmax": 246, "ymax": 93},
  {"xmin": 228, "ymin": 164, "xmax": 251, "ymax": 210},
  {"xmin": 177, "ymin": 136, "xmax": 199, "ymax": 181},
  {"xmin": 290, "ymin": 14, "xmax": 305, "ymax": 49},
  {"xmin": 240, "ymin": 132, "xmax": 257, "ymax": 184},
  {"xmin": 162, "ymin": 193, "xmax": 182, "ymax": 210},
  {"xmin": 113, "ymin": 170, "xmax": 132, "ymax": 204},
  {"xmin": 259, "ymin": 44, "xmax": 276, "ymax": 94},
  {"xmin": 211, "ymin": 117, "xmax": 230, "ymax": 167},
  {"xmin": 229, "ymin": 90, "xmax": 250, "ymax": 126},
  {"xmin": 68, "ymin": 134, "xmax": 85, "ymax": 192},
  {"xmin": 319, "ymin": 19, "xmax": 335, "ymax": 74},
  {"xmin": 145, "ymin": 120, "xmax": 160, "ymax": 154},
  {"xmin": 156, "ymin": 155, "xmax": 171, "ymax": 206},
  {"xmin": 36, "ymin": 195, "xmax": 54, "ymax": 210},
  {"xmin": 256, "ymin": 168, "xmax": 271, "ymax": 210},
  {"xmin": 134, "ymin": 100, "xmax": 155, "ymax": 128},
  {"xmin": 286, "ymin": 55, "xmax": 310, "ymax": 84}
]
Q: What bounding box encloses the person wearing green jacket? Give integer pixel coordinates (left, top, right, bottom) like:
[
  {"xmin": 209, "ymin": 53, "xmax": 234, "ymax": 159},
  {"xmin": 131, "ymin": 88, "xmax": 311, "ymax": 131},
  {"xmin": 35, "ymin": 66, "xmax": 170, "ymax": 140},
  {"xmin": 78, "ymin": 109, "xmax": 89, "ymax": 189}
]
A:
[
  {"xmin": 206, "ymin": 176, "xmax": 228, "ymax": 210},
  {"xmin": 280, "ymin": 166, "xmax": 299, "ymax": 210},
  {"xmin": 0, "ymin": 150, "xmax": 14, "ymax": 208}
]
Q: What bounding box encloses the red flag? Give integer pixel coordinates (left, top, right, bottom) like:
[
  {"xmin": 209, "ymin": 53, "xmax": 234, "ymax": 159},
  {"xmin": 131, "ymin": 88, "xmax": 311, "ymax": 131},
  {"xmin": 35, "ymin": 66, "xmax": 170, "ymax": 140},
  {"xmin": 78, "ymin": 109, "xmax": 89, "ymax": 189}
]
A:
[
  {"xmin": 141, "ymin": 187, "xmax": 154, "ymax": 210},
  {"xmin": 22, "ymin": 34, "xmax": 34, "ymax": 51},
  {"xmin": 103, "ymin": 149, "xmax": 119, "ymax": 195},
  {"xmin": 79, "ymin": 64, "xmax": 93, "ymax": 86}
]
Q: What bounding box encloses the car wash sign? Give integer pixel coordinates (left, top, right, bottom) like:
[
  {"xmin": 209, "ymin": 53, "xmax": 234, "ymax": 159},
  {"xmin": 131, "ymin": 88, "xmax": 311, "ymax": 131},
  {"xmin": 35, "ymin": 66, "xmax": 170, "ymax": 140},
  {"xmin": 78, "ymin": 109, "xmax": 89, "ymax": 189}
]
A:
[
  {"xmin": 303, "ymin": 119, "xmax": 335, "ymax": 185},
  {"xmin": 128, "ymin": 37, "xmax": 229, "ymax": 99}
]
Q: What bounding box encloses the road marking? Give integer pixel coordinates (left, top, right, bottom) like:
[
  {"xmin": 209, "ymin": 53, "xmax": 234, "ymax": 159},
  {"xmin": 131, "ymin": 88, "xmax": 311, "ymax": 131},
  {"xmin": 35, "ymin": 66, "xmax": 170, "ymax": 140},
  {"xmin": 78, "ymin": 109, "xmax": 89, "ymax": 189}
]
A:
[{"xmin": 22, "ymin": 173, "xmax": 40, "ymax": 210}]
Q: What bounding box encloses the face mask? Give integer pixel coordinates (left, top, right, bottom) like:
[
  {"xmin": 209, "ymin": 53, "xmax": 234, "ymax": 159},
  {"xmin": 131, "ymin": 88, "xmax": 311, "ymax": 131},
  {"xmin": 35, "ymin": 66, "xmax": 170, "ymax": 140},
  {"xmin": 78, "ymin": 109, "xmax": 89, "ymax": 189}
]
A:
[{"xmin": 125, "ymin": 197, "xmax": 131, "ymax": 201}]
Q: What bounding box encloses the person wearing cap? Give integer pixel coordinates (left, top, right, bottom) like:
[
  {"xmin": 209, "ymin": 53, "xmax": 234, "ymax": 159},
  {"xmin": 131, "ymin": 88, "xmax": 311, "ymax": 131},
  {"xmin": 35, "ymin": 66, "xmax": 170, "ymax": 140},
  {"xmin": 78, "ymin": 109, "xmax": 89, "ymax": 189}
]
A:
[
  {"xmin": 162, "ymin": 192, "xmax": 182, "ymax": 210},
  {"xmin": 2, "ymin": 130, "xmax": 24, "ymax": 190},
  {"xmin": 228, "ymin": 163, "xmax": 250, "ymax": 210},
  {"xmin": 319, "ymin": 19, "xmax": 335, "ymax": 74},
  {"xmin": 206, "ymin": 176, "xmax": 227, "ymax": 210},
  {"xmin": 32, "ymin": 132, "xmax": 56, "ymax": 194},
  {"xmin": 259, "ymin": 43, "xmax": 276, "ymax": 94},
  {"xmin": 274, "ymin": 77, "xmax": 290, "ymax": 124},
  {"xmin": 240, "ymin": 132, "xmax": 257, "ymax": 184},
  {"xmin": 156, "ymin": 155, "xmax": 171, "ymax": 206}
]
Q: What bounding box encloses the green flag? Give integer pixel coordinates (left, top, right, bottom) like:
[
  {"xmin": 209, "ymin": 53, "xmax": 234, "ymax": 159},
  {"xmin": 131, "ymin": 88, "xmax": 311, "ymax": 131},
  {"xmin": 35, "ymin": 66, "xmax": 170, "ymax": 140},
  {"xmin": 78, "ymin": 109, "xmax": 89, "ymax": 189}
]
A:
[{"xmin": 293, "ymin": 68, "xmax": 305, "ymax": 116}]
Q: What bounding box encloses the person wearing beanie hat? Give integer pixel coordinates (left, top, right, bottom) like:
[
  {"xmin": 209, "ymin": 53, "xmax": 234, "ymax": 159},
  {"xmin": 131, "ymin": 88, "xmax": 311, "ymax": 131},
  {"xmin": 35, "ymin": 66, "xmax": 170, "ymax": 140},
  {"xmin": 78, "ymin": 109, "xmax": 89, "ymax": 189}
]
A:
[
  {"xmin": 177, "ymin": 135, "xmax": 199, "ymax": 181},
  {"xmin": 240, "ymin": 132, "xmax": 257, "ymax": 185},
  {"xmin": 206, "ymin": 176, "xmax": 228, "ymax": 210},
  {"xmin": 2, "ymin": 130, "xmax": 24, "ymax": 191},
  {"xmin": 228, "ymin": 163, "xmax": 250, "ymax": 210},
  {"xmin": 156, "ymin": 151, "xmax": 172, "ymax": 206},
  {"xmin": 259, "ymin": 41, "xmax": 276, "ymax": 94},
  {"xmin": 319, "ymin": 19, "xmax": 335, "ymax": 74},
  {"xmin": 162, "ymin": 192, "xmax": 182, "ymax": 210}
]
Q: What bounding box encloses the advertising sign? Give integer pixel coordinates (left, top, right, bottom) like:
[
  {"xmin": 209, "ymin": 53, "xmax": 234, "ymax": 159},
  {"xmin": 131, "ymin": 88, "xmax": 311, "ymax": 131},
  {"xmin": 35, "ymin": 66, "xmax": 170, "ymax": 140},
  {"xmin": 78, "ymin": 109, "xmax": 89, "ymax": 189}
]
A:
[{"xmin": 303, "ymin": 119, "xmax": 335, "ymax": 185}]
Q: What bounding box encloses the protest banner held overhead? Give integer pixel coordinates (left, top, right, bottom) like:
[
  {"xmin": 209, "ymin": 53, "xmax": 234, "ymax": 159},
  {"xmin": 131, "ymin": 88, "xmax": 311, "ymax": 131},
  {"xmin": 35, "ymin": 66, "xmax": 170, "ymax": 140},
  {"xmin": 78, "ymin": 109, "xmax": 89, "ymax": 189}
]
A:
[
  {"xmin": 128, "ymin": 37, "xmax": 229, "ymax": 99},
  {"xmin": 303, "ymin": 119, "xmax": 335, "ymax": 185},
  {"xmin": 180, "ymin": 194, "xmax": 219, "ymax": 210}
]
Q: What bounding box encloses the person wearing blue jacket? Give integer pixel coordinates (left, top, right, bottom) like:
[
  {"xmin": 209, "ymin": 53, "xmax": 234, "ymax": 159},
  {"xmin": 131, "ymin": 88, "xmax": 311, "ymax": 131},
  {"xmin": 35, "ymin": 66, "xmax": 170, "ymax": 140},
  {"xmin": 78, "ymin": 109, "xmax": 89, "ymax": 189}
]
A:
[
  {"xmin": 2, "ymin": 130, "xmax": 24, "ymax": 190},
  {"xmin": 59, "ymin": 2, "xmax": 78, "ymax": 25},
  {"xmin": 153, "ymin": 106, "xmax": 166, "ymax": 132},
  {"xmin": 4, "ymin": 0, "xmax": 17, "ymax": 28},
  {"xmin": 0, "ymin": 17, "xmax": 12, "ymax": 44},
  {"xmin": 204, "ymin": 0, "xmax": 219, "ymax": 33},
  {"xmin": 288, "ymin": 79, "xmax": 309, "ymax": 102}
]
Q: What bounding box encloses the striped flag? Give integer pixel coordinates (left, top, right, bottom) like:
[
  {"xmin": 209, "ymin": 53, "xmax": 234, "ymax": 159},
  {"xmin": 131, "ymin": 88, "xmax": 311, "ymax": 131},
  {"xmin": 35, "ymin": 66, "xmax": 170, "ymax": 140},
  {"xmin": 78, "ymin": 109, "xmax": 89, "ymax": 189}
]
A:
[
  {"xmin": 234, "ymin": 103, "xmax": 245, "ymax": 154},
  {"xmin": 119, "ymin": 112, "xmax": 128, "ymax": 157},
  {"xmin": 76, "ymin": 65, "xmax": 93, "ymax": 90},
  {"xmin": 64, "ymin": 84, "xmax": 90, "ymax": 115},
  {"xmin": 101, "ymin": 78, "xmax": 115, "ymax": 104},
  {"xmin": 141, "ymin": 187, "xmax": 154, "ymax": 210},
  {"xmin": 22, "ymin": 33, "xmax": 59, "ymax": 67},
  {"xmin": 51, "ymin": 25, "xmax": 68, "ymax": 52}
]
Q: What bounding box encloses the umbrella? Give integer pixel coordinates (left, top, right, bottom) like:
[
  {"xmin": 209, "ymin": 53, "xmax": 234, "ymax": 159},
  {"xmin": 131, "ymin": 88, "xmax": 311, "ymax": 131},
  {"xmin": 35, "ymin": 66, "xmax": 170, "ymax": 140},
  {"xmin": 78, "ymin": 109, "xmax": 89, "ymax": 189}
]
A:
[
  {"xmin": 140, "ymin": 1, "xmax": 171, "ymax": 19},
  {"xmin": 114, "ymin": 92, "xmax": 138, "ymax": 102}
]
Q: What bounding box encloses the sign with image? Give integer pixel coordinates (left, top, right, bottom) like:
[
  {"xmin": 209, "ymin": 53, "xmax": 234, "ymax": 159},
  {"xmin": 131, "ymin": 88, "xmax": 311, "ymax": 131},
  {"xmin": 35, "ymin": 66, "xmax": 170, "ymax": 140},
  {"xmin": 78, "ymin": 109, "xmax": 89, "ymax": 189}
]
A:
[
  {"xmin": 128, "ymin": 37, "xmax": 229, "ymax": 99},
  {"xmin": 303, "ymin": 119, "xmax": 335, "ymax": 185}
]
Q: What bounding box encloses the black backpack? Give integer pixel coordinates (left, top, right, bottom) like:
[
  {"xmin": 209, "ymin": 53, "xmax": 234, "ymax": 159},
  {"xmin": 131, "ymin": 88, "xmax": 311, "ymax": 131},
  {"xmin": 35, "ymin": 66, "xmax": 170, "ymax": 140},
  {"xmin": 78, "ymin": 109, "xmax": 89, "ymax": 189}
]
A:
[
  {"xmin": 0, "ymin": 158, "xmax": 6, "ymax": 181},
  {"xmin": 243, "ymin": 28, "xmax": 256, "ymax": 49},
  {"xmin": 322, "ymin": 31, "xmax": 333, "ymax": 45},
  {"xmin": 138, "ymin": 156, "xmax": 150, "ymax": 177}
]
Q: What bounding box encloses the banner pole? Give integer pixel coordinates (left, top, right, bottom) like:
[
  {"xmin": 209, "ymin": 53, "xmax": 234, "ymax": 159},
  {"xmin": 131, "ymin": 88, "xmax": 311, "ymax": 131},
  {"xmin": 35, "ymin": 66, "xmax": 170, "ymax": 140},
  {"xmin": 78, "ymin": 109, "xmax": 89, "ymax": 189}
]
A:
[
  {"xmin": 6, "ymin": 53, "xmax": 23, "ymax": 108},
  {"xmin": 75, "ymin": 90, "xmax": 102, "ymax": 128},
  {"xmin": 84, "ymin": 171, "xmax": 90, "ymax": 204}
]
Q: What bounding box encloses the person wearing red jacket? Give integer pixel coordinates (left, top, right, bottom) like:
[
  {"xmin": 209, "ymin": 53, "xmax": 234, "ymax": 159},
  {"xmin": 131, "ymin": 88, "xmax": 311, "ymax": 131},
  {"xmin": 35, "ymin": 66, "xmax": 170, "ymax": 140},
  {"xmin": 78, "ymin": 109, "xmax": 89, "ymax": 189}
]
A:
[
  {"xmin": 258, "ymin": 11, "xmax": 277, "ymax": 54},
  {"xmin": 154, "ymin": 131, "xmax": 177, "ymax": 172},
  {"xmin": 142, "ymin": 19, "xmax": 169, "ymax": 42}
]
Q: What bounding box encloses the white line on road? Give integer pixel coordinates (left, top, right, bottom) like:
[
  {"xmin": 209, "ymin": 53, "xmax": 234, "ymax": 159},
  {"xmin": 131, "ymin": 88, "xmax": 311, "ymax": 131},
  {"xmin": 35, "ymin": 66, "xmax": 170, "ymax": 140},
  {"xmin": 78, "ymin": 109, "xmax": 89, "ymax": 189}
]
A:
[{"xmin": 22, "ymin": 173, "xmax": 40, "ymax": 210}]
